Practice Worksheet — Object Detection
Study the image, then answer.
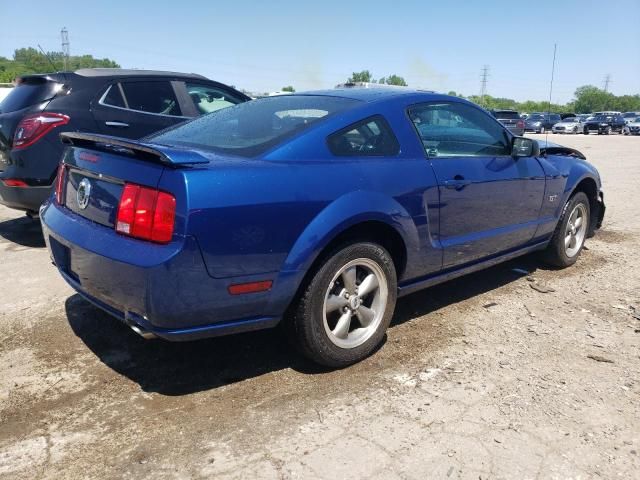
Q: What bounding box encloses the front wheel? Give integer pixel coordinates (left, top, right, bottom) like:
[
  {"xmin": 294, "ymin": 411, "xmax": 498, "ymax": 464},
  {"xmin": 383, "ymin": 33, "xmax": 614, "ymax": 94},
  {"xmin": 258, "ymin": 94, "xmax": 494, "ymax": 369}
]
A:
[
  {"xmin": 605, "ymin": 126, "xmax": 612, "ymax": 135},
  {"xmin": 542, "ymin": 192, "xmax": 590, "ymax": 268},
  {"xmin": 540, "ymin": 126, "xmax": 545, "ymax": 134},
  {"xmin": 289, "ymin": 242, "xmax": 397, "ymax": 367}
]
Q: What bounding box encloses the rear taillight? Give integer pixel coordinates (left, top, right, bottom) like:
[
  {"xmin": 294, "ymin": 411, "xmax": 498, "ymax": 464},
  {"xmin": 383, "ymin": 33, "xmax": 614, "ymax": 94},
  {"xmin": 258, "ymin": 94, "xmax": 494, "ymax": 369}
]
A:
[
  {"xmin": 116, "ymin": 183, "xmax": 176, "ymax": 243},
  {"xmin": 13, "ymin": 112, "xmax": 70, "ymax": 149},
  {"xmin": 517, "ymin": 120, "xmax": 525, "ymax": 129},
  {"xmin": 55, "ymin": 163, "xmax": 66, "ymax": 205},
  {"xmin": 1, "ymin": 179, "xmax": 28, "ymax": 187}
]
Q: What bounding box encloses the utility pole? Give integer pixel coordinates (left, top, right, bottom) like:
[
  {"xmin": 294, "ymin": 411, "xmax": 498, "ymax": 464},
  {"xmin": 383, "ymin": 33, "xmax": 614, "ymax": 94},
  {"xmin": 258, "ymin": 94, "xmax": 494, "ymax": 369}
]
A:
[
  {"xmin": 602, "ymin": 74, "xmax": 611, "ymax": 93},
  {"xmin": 61, "ymin": 27, "xmax": 70, "ymax": 70},
  {"xmin": 479, "ymin": 65, "xmax": 489, "ymax": 107}
]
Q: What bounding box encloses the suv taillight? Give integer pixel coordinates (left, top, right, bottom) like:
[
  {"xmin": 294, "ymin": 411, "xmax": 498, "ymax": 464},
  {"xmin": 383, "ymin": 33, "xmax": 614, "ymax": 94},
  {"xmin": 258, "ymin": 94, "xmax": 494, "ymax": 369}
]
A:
[
  {"xmin": 13, "ymin": 113, "xmax": 70, "ymax": 149},
  {"xmin": 55, "ymin": 163, "xmax": 66, "ymax": 205},
  {"xmin": 517, "ymin": 120, "xmax": 525, "ymax": 129},
  {"xmin": 116, "ymin": 183, "xmax": 176, "ymax": 243}
]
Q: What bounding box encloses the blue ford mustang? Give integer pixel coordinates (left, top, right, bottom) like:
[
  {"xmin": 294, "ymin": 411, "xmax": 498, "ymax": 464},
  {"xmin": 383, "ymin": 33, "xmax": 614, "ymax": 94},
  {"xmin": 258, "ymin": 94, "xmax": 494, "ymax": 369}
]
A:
[{"xmin": 40, "ymin": 89, "xmax": 605, "ymax": 367}]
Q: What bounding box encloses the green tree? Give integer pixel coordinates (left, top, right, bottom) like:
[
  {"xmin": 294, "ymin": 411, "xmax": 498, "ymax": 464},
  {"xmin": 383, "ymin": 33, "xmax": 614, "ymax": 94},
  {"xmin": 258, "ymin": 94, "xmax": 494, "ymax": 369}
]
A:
[
  {"xmin": 571, "ymin": 85, "xmax": 614, "ymax": 113},
  {"xmin": 347, "ymin": 70, "xmax": 374, "ymax": 83},
  {"xmin": 281, "ymin": 85, "xmax": 295, "ymax": 92},
  {"xmin": 379, "ymin": 74, "xmax": 407, "ymax": 86},
  {"xmin": 0, "ymin": 47, "xmax": 120, "ymax": 83}
]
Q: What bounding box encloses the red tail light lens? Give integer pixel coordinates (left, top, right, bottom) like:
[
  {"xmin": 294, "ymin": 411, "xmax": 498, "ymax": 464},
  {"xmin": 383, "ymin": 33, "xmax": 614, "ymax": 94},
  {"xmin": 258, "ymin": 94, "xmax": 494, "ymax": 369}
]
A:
[
  {"xmin": 517, "ymin": 120, "xmax": 525, "ymax": 129},
  {"xmin": 13, "ymin": 113, "xmax": 70, "ymax": 149},
  {"xmin": 1, "ymin": 179, "xmax": 28, "ymax": 187},
  {"xmin": 116, "ymin": 183, "xmax": 176, "ymax": 243},
  {"xmin": 55, "ymin": 163, "xmax": 66, "ymax": 204}
]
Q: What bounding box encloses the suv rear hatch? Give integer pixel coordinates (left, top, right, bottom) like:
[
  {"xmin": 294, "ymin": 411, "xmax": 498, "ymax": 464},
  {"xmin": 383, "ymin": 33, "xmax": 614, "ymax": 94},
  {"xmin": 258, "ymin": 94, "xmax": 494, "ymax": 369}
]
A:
[{"xmin": 0, "ymin": 75, "xmax": 64, "ymax": 163}]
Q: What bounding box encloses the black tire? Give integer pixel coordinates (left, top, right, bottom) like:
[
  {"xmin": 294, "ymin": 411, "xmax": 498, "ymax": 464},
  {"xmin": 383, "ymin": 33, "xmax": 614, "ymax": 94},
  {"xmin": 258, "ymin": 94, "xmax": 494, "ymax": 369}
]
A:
[
  {"xmin": 583, "ymin": 129, "xmax": 589, "ymax": 135},
  {"xmin": 289, "ymin": 242, "xmax": 397, "ymax": 367},
  {"xmin": 541, "ymin": 192, "xmax": 590, "ymax": 268},
  {"xmin": 605, "ymin": 126, "xmax": 612, "ymax": 135},
  {"xmin": 540, "ymin": 126, "xmax": 545, "ymax": 134}
]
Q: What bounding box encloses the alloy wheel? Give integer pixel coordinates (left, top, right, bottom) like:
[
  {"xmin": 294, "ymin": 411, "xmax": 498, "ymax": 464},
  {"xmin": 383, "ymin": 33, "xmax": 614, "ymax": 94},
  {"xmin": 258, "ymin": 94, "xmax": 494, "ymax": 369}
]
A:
[
  {"xmin": 564, "ymin": 203, "xmax": 588, "ymax": 258},
  {"xmin": 322, "ymin": 258, "xmax": 388, "ymax": 349}
]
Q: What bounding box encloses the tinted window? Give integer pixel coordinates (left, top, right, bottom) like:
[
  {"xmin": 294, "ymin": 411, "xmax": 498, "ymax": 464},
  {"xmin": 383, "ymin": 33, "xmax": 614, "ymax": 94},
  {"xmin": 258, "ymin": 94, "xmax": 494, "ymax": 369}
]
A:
[
  {"xmin": 101, "ymin": 84, "xmax": 126, "ymax": 108},
  {"xmin": 120, "ymin": 81, "xmax": 181, "ymax": 116},
  {"xmin": 186, "ymin": 83, "xmax": 243, "ymax": 115},
  {"xmin": 409, "ymin": 102, "xmax": 510, "ymax": 157},
  {"xmin": 327, "ymin": 115, "xmax": 399, "ymax": 156},
  {"xmin": 151, "ymin": 95, "xmax": 359, "ymax": 157},
  {"xmin": 0, "ymin": 78, "xmax": 60, "ymax": 113},
  {"xmin": 492, "ymin": 111, "xmax": 520, "ymax": 120}
]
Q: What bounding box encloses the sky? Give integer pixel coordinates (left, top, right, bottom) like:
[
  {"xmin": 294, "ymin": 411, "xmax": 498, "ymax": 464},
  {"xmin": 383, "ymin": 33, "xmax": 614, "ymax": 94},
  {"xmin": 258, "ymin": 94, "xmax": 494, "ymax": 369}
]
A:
[{"xmin": 1, "ymin": 0, "xmax": 639, "ymax": 103}]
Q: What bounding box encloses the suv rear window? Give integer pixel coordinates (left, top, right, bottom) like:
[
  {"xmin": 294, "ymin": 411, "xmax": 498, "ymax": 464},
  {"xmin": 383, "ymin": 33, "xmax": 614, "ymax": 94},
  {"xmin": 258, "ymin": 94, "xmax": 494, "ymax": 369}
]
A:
[
  {"xmin": 492, "ymin": 111, "xmax": 520, "ymax": 119},
  {"xmin": 151, "ymin": 95, "xmax": 359, "ymax": 157},
  {"xmin": 0, "ymin": 77, "xmax": 60, "ymax": 113}
]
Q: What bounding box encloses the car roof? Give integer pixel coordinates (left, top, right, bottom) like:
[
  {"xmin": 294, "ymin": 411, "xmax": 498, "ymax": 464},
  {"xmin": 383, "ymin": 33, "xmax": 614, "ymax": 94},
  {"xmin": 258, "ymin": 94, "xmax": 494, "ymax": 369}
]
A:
[
  {"xmin": 18, "ymin": 68, "xmax": 209, "ymax": 82},
  {"xmin": 293, "ymin": 87, "xmax": 436, "ymax": 103}
]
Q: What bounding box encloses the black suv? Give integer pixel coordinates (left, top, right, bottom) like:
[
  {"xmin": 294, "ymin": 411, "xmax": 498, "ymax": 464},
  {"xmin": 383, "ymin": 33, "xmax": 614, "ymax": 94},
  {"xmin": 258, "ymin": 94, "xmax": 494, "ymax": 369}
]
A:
[
  {"xmin": 583, "ymin": 114, "xmax": 627, "ymax": 135},
  {"xmin": 0, "ymin": 69, "xmax": 250, "ymax": 215},
  {"xmin": 490, "ymin": 109, "xmax": 524, "ymax": 136},
  {"xmin": 524, "ymin": 113, "xmax": 562, "ymax": 134}
]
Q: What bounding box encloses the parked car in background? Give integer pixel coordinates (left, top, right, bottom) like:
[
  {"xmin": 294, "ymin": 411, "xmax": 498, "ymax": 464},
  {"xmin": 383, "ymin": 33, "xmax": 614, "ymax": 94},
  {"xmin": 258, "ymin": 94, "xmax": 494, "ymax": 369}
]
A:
[
  {"xmin": 490, "ymin": 109, "xmax": 524, "ymax": 135},
  {"xmin": 583, "ymin": 114, "xmax": 627, "ymax": 135},
  {"xmin": 552, "ymin": 117, "xmax": 583, "ymax": 134},
  {"xmin": 41, "ymin": 89, "xmax": 604, "ymax": 367},
  {"xmin": 627, "ymin": 117, "xmax": 640, "ymax": 135},
  {"xmin": 622, "ymin": 112, "xmax": 640, "ymax": 124},
  {"xmin": 524, "ymin": 113, "xmax": 561, "ymax": 133},
  {"xmin": 0, "ymin": 69, "xmax": 250, "ymax": 216},
  {"xmin": 576, "ymin": 114, "xmax": 591, "ymax": 122}
]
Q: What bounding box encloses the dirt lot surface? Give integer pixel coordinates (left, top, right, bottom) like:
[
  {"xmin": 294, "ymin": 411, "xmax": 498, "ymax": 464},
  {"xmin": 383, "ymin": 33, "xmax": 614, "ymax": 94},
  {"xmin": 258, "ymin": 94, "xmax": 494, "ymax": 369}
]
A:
[{"xmin": 1, "ymin": 134, "xmax": 639, "ymax": 479}]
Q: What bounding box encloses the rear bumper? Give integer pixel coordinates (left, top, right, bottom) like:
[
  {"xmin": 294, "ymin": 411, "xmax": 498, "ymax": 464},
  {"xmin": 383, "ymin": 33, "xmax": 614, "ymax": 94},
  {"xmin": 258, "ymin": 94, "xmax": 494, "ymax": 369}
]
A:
[
  {"xmin": 0, "ymin": 181, "xmax": 52, "ymax": 213},
  {"xmin": 41, "ymin": 200, "xmax": 282, "ymax": 340}
]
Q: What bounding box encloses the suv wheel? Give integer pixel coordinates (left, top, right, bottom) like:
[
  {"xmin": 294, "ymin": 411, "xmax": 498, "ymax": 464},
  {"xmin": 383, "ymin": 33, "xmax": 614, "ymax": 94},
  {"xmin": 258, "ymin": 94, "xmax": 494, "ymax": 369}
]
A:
[
  {"xmin": 605, "ymin": 126, "xmax": 612, "ymax": 135},
  {"xmin": 542, "ymin": 192, "xmax": 590, "ymax": 268},
  {"xmin": 289, "ymin": 242, "xmax": 397, "ymax": 367},
  {"xmin": 539, "ymin": 126, "xmax": 545, "ymax": 134}
]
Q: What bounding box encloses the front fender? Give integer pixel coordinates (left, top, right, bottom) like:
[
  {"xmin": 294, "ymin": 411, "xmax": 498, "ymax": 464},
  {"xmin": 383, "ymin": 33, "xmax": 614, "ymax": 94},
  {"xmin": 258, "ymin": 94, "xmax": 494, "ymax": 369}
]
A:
[{"xmin": 281, "ymin": 190, "xmax": 421, "ymax": 275}]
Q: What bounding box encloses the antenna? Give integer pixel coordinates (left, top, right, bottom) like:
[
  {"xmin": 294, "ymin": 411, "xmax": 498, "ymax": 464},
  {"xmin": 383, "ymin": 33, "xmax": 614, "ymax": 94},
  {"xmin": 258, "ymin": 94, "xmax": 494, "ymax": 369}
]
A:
[
  {"xmin": 61, "ymin": 27, "xmax": 70, "ymax": 71},
  {"xmin": 479, "ymin": 65, "xmax": 489, "ymax": 107},
  {"xmin": 545, "ymin": 43, "xmax": 557, "ymax": 147},
  {"xmin": 37, "ymin": 44, "xmax": 59, "ymax": 72},
  {"xmin": 602, "ymin": 74, "xmax": 611, "ymax": 93}
]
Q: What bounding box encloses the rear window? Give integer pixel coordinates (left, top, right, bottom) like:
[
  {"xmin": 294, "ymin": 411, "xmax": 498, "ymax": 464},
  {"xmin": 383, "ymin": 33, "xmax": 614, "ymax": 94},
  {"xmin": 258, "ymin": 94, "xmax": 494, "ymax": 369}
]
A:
[
  {"xmin": 0, "ymin": 78, "xmax": 60, "ymax": 113},
  {"xmin": 492, "ymin": 111, "xmax": 520, "ymax": 119},
  {"xmin": 151, "ymin": 95, "xmax": 360, "ymax": 157}
]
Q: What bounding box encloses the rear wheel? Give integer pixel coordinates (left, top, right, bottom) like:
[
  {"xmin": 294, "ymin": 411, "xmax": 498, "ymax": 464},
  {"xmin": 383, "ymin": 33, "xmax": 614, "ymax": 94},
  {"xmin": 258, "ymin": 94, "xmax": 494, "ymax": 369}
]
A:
[
  {"xmin": 542, "ymin": 192, "xmax": 590, "ymax": 268},
  {"xmin": 605, "ymin": 126, "xmax": 612, "ymax": 135},
  {"xmin": 540, "ymin": 126, "xmax": 545, "ymax": 134},
  {"xmin": 289, "ymin": 242, "xmax": 397, "ymax": 367}
]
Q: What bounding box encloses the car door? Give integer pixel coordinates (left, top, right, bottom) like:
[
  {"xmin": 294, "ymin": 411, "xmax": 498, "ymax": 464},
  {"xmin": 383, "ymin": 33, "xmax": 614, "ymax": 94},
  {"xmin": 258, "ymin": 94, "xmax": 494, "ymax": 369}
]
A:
[
  {"xmin": 91, "ymin": 79, "xmax": 190, "ymax": 139},
  {"xmin": 407, "ymin": 101, "xmax": 546, "ymax": 268}
]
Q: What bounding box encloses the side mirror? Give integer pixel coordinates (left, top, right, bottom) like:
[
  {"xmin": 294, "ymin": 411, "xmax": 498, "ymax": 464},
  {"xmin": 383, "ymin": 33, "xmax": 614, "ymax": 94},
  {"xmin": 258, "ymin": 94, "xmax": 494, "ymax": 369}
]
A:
[{"xmin": 512, "ymin": 137, "xmax": 540, "ymax": 158}]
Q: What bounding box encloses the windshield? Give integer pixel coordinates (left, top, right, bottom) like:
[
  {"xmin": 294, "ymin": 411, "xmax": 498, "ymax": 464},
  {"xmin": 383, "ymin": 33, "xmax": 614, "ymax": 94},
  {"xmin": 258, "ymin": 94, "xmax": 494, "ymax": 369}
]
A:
[
  {"xmin": 622, "ymin": 113, "xmax": 637, "ymax": 118},
  {"xmin": 151, "ymin": 95, "xmax": 360, "ymax": 156},
  {"xmin": 593, "ymin": 115, "xmax": 611, "ymax": 121},
  {"xmin": 493, "ymin": 111, "xmax": 520, "ymax": 119},
  {"xmin": 528, "ymin": 115, "xmax": 544, "ymax": 121}
]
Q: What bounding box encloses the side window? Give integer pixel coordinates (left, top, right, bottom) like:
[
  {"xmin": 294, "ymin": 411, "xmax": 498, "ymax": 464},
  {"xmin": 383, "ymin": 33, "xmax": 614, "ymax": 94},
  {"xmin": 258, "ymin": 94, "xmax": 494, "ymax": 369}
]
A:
[
  {"xmin": 120, "ymin": 81, "xmax": 181, "ymax": 116},
  {"xmin": 408, "ymin": 102, "xmax": 510, "ymax": 158},
  {"xmin": 186, "ymin": 83, "xmax": 243, "ymax": 115},
  {"xmin": 101, "ymin": 83, "xmax": 126, "ymax": 108},
  {"xmin": 327, "ymin": 115, "xmax": 399, "ymax": 156}
]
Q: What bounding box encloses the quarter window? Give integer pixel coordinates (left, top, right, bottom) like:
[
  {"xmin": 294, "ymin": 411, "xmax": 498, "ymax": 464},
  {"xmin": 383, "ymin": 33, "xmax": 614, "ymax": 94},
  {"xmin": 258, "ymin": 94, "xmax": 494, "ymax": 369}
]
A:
[
  {"xmin": 101, "ymin": 84, "xmax": 126, "ymax": 108},
  {"xmin": 327, "ymin": 115, "xmax": 399, "ymax": 156},
  {"xmin": 408, "ymin": 102, "xmax": 511, "ymax": 157},
  {"xmin": 186, "ymin": 83, "xmax": 243, "ymax": 115},
  {"xmin": 120, "ymin": 81, "xmax": 181, "ymax": 116}
]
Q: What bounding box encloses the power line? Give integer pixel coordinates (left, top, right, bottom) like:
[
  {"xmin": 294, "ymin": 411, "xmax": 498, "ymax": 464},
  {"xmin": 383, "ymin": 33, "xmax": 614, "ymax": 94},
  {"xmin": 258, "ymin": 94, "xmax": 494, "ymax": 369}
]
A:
[
  {"xmin": 61, "ymin": 27, "xmax": 70, "ymax": 71},
  {"xmin": 479, "ymin": 65, "xmax": 489, "ymax": 106},
  {"xmin": 602, "ymin": 74, "xmax": 611, "ymax": 92}
]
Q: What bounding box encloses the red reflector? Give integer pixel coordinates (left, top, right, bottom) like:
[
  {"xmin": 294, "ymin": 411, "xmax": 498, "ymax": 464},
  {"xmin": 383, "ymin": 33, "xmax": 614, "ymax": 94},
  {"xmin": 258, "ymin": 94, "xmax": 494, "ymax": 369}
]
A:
[
  {"xmin": 1, "ymin": 179, "xmax": 28, "ymax": 187},
  {"xmin": 55, "ymin": 163, "xmax": 66, "ymax": 204},
  {"xmin": 13, "ymin": 112, "xmax": 70, "ymax": 149},
  {"xmin": 115, "ymin": 183, "xmax": 175, "ymax": 243},
  {"xmin": 228, "ymin": 281, "xmax": 273, "ymax": 295}
]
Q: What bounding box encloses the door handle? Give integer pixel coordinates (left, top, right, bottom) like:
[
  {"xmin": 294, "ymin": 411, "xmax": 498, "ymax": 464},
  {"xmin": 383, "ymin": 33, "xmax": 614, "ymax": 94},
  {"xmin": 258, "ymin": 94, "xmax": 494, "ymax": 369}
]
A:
[
  {"xmin": 105, "ymin": 121, "xmax": 129, "ymax": 128},
  {"xmin": 443, "ymin": 176, "xmax": 472, "ymax": 189}
]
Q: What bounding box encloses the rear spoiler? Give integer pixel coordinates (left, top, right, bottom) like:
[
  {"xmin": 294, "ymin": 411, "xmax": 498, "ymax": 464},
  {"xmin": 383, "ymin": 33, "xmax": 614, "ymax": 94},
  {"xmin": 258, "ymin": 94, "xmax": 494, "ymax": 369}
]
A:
[{"xmin": 60, "ymin": 132, "xmax": 210, "ymax": 167}]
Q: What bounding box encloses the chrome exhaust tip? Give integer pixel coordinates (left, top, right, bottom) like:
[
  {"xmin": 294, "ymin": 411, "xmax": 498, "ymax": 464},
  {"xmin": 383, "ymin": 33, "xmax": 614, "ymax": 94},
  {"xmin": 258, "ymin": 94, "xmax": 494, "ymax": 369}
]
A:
[{"xmin": 129, "ymin": 323, "xmax": 157, "ymax": 340}]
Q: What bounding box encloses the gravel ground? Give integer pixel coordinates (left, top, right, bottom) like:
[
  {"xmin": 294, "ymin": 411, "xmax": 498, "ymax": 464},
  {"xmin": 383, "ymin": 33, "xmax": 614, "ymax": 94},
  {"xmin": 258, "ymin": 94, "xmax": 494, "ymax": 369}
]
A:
[{"xmin": 0, "ymin": 133, "xmax": 638, "ymax": 479}]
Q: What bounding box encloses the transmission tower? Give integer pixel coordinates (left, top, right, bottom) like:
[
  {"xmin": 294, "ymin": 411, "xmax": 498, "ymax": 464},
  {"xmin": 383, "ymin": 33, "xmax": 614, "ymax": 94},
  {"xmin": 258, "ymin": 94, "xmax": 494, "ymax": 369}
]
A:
[
  {"xmin": 61, "ymin": 27, "xmax": 70, "ymax": 70},
  {"xmin": 479, "ymin": 65, "xmax": 490, "ymax": 106},
  {"xmin": 602, "ymin": 74, "xmax": 611, "ymax": 93}
]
